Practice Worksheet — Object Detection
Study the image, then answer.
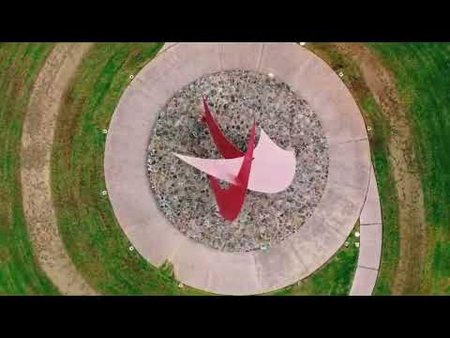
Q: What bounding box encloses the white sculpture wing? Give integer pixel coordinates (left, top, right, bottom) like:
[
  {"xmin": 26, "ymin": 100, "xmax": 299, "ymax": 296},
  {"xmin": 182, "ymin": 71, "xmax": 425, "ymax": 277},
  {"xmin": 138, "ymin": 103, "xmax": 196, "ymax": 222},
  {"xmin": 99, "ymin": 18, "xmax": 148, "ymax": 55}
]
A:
[{"xmin": 173, "ymin": 129, "xmax": 296, "ymax": 194}]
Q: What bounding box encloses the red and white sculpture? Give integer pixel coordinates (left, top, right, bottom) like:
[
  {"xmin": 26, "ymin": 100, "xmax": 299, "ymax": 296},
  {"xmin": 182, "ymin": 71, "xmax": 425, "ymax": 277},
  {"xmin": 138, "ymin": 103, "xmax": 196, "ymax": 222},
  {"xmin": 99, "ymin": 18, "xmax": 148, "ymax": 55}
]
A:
[{"xmin": 174, "ymin": 95, "xmax": 296, "ymax": 221}]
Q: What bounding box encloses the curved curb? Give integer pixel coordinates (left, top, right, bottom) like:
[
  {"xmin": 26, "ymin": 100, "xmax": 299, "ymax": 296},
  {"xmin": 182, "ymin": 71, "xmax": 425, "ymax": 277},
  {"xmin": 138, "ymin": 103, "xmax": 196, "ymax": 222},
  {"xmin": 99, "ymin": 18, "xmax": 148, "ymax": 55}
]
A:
[
  {"xmin": 21, "ymin": 43, "xmax": 97, "ymax": 295},
  {"xmin": 105, "ymin": 43, "xmax": 371, "ymax": 295},
  {"xmin": 350, "ymin": 165, "xmax": 383, "ymax": 295}
]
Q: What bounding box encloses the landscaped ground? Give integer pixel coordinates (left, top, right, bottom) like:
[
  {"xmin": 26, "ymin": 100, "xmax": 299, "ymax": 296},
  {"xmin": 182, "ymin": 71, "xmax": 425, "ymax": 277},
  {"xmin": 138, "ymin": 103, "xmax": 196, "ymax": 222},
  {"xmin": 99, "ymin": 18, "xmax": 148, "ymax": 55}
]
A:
[
  {"xmin": 308, "ymin": 42, "xmax": 450, "ymax": 295},
  {"xmin": 50, "ymin": 43, "xmax": 359, "ymax": 295},
  {"xmin": 0, "ymin": 42, "xmax": 448, "ymax": 295},
  {"xmin": 368, "ymin": 43, "xmax": 450, "ymax": 294},
  {"xmin": 0, "ymin": 43, "xmax": 58, "ymax": 295}
]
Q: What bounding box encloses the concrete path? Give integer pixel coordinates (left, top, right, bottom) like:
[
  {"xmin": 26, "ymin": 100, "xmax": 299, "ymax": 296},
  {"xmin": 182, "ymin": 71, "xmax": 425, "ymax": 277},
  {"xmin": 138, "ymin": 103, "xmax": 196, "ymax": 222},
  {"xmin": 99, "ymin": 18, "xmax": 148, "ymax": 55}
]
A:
[
  {"xmin": 105, "ymin": 43, "xmax": 371, "ymax": 295},
  {"xmin": 21, "ymin": 43, "xmax": 97, "ymax": 295},
  {"xmin": 350, "ymin": 165, "xmax": 383, "ymax": 295}
]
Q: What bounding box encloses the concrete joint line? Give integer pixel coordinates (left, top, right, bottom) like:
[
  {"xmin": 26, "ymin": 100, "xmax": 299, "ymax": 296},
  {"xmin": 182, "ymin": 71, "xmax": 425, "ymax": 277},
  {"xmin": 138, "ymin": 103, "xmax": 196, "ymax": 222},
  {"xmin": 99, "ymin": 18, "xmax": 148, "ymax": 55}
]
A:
[
  {"xmin": 360, "ymin": 222, "xmax": 382, "ymax": 227},
  {"xmin": 333, "ymin": 137, "xmax": 369, "ymax": 146},
  {"xmin": 250, "ymin": 253, "xmax": 262, "ymax": 293},
  {"xmin": 256, "ymin": 43, "xmax": 265, "ymax": 72},
  {"xmin": 217, "ymin": 43, "xmax": 223, "ymax": 71},
  {"xmin": 358, "ymin": 265, "xmax": 379, "ymax": 272}
]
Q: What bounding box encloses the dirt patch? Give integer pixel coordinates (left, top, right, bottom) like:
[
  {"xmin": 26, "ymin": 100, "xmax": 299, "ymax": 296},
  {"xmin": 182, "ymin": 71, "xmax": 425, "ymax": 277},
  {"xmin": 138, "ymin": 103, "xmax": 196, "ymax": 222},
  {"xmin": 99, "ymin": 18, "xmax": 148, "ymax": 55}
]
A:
[
  {"xmin": 332, "ymin": 43, "xmax": 428, "ymax": 294},
  {"xmin": 21, "ymin": 43, "xmax": 97, "ymax": 295}
]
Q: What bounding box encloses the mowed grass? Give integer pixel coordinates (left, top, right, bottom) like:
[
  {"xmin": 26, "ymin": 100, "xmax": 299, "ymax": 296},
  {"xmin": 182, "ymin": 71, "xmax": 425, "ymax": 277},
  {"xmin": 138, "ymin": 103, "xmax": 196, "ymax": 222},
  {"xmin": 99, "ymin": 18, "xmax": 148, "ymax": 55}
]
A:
[
  {"xmin": 311, "ymin": 43, "xmax": 450, "ymax": 294},
  {"xmin": 360, "ymin": 96, "xmax": 400, "ymax": 295},
  {"xmin": 51, "ymin": 43, "xmax": 209, "ymax": 295},
  {"xmin": 307, "ymin": 43, "xmax": 401, "ymax": 295},
  {"xmin": 368, "ymin": 43, "xmax": 450, "ymax": 294},
  {"xmin": 0, "ymin": 43, "xmax": 59, "ymax": 294}
]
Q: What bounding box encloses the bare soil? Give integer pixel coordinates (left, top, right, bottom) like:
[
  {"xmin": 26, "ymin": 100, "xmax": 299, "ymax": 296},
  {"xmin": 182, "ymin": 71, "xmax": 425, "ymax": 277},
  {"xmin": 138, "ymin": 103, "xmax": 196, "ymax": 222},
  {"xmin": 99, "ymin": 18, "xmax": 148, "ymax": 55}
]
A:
[
  {"xmin": 21, "ymin": 43, "xmax": 97, "ymax": 295},
  {"xmin": 332, "ymin": 43, "xmax": 427, "ymax": 294}
]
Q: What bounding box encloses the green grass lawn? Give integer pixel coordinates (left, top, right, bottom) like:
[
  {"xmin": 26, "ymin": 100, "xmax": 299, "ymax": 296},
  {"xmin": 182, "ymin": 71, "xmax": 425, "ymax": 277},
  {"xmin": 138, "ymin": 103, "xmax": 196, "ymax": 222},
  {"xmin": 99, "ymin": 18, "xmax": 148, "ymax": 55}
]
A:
[
  {"xmin": 308, "ymin": 43, "xmax": 401, "ymax": 295},
  {"xmin": 368, "ymin": 43, "xmax": 450, "ymax": 294},
  {"xmin": 310, "ymin": 42, "xmax": 450, "ymax": 295},
  {"xmin": 0, "ymin": 43, "xmax": 59, "ymax": 295},
  {"xmin": 360, "ymin": 96, "xmax": 400, "ymax": 295}
]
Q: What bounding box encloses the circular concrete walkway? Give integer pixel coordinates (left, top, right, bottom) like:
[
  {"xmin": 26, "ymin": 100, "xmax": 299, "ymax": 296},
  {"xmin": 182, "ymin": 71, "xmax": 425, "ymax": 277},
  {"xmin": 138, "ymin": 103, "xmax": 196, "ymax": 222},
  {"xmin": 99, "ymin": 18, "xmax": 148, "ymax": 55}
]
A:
[{"xmin": 105, "ymin": 43, "xmax": 372, "ymax": 295}]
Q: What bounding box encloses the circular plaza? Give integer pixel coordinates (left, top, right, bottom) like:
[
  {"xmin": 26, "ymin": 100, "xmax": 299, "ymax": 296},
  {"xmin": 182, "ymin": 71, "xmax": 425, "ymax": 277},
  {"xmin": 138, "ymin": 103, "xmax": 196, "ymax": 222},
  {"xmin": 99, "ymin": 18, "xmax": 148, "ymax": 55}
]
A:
[{"xmin": 104, "ymin": 43, "xmax": 372, "ymax": 295}]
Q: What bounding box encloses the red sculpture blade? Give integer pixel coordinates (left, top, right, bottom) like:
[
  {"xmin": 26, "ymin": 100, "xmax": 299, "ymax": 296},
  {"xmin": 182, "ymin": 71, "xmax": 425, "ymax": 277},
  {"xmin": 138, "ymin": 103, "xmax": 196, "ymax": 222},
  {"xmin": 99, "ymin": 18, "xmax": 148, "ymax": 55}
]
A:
[
  {"xmin": 209, "ymin": 121, "xmax": 256, "ymax": 221},
  {"xmin": 202, "ymin": 95, "xmax": 244, "ymax": 159}
]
